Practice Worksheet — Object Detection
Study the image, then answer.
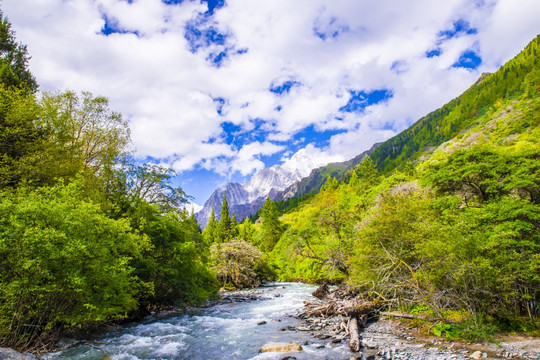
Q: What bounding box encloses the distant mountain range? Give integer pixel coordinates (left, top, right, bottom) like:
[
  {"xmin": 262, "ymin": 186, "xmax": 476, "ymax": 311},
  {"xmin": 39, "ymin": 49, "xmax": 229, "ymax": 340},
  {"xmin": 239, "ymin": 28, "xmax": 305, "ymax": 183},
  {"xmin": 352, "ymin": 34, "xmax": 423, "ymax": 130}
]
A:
[
  {"xmin": 196, "ymin": 149, "xmax": 322, "ymax": 227},
  {"xmin": 196, "ymin": 143, "xmax": 380, "ymax": 228}
]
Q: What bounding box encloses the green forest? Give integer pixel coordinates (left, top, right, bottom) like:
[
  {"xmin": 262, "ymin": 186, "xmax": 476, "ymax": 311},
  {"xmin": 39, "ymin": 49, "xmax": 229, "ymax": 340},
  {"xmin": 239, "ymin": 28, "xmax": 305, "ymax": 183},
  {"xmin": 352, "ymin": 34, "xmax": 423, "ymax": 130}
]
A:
[
  {"xmin": 0, "ymin": 7, "xmax": 538, "ymax": 352},
  {"xmin": 0, "ymin": 13, "xmax": 218, "ymax": 351}
]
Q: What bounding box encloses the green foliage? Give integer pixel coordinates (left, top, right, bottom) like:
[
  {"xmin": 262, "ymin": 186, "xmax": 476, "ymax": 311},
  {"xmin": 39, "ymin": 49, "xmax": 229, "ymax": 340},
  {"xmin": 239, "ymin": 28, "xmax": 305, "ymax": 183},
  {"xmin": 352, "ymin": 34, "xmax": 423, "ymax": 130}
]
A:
[
  {"xmin": 103, "ymin": 162, "xmax": 218, "ymax": 308},
  {"xmin": 0, "ymin": 19, "xmax": 218, "ymax": 351},
  {"xmin": 203, "ymin": 203, "xmax": 219, "ymax": 244},
  {"xmin": 432, "ymin": 323, "xmax": 461, "ymax": 339},
  {"xmin": 0, "ymin": 180, "xmax": 147, "ymax": 348},
  {"xmin": 270, "ymin": 180, "xmax": 367, "ymax": 283},
  {"xmin": 0, "ymin": 86, "xmax": 40, "ymax": 188},
  {"xmin": 423, "ymin": 144, "xmax": 539, "ymax": 203},
  {"xmin": 321, "ymin": 176, "xmax": 339, "ymax": 191},
  {"xmin": 275, "ymin": 193, "xmax": 315, "ymax": 214},
  {"xmin": 459, "ymin": 313, "xmax": 498, "ymax": 342},
  {"xmin": 354, "ymin": 156, "xmax": 380, "ymax": 186},
  {"xmin": 104, "ymin": 162, "xmax": 190, "ymax": 217},
  {"xmin": 238, "ymin": 218, "xmax": 256, "ymax": 243},
  {"xmin": 37, "ymin": 91, "xmax": 131, "ymax": 180},
  {"xmin": 217, "ymin": 194, "xmax": 235, "ymax": 242},
  {"xmin": 202, "ymin": 195, "xmax": 240, "ymax": 244}
]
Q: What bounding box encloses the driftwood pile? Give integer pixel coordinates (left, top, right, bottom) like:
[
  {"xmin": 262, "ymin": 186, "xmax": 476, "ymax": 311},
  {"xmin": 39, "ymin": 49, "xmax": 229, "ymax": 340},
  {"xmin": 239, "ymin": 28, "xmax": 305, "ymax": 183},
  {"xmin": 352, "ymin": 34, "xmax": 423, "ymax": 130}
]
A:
[{"xmin": 302, "ymin": 284, "xmax": 380, "ymax": 352}]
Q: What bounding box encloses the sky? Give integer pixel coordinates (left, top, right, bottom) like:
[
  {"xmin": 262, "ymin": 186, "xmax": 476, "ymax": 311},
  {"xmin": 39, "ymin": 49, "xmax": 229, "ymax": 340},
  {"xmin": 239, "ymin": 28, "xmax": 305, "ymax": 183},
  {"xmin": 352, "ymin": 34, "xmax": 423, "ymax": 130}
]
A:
[{"xmin": 3, "ymin": 0, "xmax": 540, "ymax": 207}]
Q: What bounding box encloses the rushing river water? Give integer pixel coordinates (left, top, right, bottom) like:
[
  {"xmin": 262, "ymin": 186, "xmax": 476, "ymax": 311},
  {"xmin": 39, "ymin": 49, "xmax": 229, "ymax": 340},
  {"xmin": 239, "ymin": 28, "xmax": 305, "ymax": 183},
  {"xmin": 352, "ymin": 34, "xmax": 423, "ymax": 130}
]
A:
[{"xmin": 43, "ymin": 283, "xmax": 356, "ymax": 360}]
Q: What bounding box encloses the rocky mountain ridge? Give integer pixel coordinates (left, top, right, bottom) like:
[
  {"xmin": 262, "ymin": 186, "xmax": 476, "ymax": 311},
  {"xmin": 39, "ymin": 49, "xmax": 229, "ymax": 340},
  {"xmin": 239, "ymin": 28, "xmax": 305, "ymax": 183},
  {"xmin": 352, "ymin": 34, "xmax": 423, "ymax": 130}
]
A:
[{"xmin": 196, "ymin": 143, "xmax": 381, "ymax": 228}]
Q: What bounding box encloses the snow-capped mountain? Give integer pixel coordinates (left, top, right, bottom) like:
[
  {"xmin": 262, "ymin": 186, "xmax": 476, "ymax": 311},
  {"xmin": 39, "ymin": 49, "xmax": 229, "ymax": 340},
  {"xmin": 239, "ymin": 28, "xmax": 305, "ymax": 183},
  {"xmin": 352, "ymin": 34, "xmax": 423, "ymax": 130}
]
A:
[
  {"xmin": 195, "ymin": 149, "xmax": 322, "ymax": 228},
  {"xmin": 244, "ymin": 149, "xmax": 318, "ymax": 201}
]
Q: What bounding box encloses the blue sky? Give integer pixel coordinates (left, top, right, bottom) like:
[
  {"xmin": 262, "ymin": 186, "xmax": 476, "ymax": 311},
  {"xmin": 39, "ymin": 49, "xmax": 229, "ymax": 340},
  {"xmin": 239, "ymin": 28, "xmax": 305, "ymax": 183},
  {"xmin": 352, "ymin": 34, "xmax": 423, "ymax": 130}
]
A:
[{"xmin": 3, "ymin": 0, "xmax": 540, "ymax": 208}]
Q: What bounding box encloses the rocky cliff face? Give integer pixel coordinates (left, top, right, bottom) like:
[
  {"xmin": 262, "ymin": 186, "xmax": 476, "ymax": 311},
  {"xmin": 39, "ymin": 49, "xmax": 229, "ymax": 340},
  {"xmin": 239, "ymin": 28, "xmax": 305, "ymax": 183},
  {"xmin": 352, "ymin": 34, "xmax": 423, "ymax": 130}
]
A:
[{"xmin": 195, "ymin": 149, "xmax": 321, "ymax": 228}]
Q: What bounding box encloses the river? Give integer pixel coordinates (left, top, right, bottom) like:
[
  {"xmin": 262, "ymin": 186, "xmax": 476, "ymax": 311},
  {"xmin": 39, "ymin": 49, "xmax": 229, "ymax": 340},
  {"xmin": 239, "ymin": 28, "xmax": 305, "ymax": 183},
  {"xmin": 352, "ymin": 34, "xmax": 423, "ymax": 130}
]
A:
[{"xmin": 43, "ymin": 282, "xmax": 356, "ymax": 360}]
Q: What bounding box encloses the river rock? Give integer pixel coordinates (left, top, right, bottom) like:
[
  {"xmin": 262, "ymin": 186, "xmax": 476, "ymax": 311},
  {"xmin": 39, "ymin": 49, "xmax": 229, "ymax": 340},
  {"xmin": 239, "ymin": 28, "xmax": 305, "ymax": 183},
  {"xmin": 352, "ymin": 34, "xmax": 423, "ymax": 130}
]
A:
[
  {"xmin": 260, "ymin": 342, "xmax": 303, "ymax": 352},
  {"xmin": 0, "ymin": 348, "xmax": 36, "ymax": 359},
  {"xmin": 362, "ymin": 339, "xmax": 378, "ymax": 349},
  {"xmin": 470, "ymin": 351, "xmax": 483, "ymax": 359}
]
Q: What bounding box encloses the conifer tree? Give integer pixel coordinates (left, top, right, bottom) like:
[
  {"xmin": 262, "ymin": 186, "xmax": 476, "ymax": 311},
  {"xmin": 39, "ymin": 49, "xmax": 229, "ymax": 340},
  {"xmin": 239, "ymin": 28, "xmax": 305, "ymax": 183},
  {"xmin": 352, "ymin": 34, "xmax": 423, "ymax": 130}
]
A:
[
  {"xmin": 0, "ymin": 11, "xmax": 37, "ymax": 92},
  {"xmin": 348, "ymin": 171, "xmax": 360, "ymax": 188},
  {"xmin": 187, "ymin": 210, "xmax": 204, "ymax": 245},
  {"xmin": 203, "ymin": 202, "xmax": 218, "ymax": 244},
  {"xmin": 356, "ymin": 156, "xmax": 380, "ymax": 186},
  {"xmin": 321, "ymin": 176, "xmax": 339, "ymax": 191},
  {"xmin": 260, "ymin": 196, "xmax": 283, "ymax": 252},
  {"xmin": 218, "ymin": 194, "xmax": 232, "ymax": 242}
]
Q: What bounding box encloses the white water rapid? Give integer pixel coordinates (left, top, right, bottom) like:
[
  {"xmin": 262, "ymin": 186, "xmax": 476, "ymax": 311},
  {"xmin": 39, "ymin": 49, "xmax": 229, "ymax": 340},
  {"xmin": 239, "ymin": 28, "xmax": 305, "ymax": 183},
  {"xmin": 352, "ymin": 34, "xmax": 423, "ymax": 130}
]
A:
[{"xmin": 43, "ymin": 283, "xmax": 356, "ymax": 360}]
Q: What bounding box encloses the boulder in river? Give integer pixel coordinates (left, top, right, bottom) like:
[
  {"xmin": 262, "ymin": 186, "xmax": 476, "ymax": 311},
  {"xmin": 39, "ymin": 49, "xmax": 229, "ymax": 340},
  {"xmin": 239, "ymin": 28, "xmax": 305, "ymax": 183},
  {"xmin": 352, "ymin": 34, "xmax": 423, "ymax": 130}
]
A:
[{"xmin": 260, "ymin": 342, "xmax": 303, "ymax": 352}]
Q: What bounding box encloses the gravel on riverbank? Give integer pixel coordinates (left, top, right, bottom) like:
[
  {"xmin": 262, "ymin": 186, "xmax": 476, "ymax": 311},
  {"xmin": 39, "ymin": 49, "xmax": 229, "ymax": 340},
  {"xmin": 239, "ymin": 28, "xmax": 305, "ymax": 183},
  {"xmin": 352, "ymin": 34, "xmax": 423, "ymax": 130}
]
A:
[{"xmin": 292, "ymin": 312, "xmax": 540, "ymax": 360}]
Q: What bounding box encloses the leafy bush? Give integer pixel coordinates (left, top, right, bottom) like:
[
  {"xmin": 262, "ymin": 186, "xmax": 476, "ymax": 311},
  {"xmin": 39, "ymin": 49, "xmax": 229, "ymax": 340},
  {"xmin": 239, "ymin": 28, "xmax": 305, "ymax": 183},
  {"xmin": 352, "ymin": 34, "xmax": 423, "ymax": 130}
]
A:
[{"xmin": 210, "ymin": 240, "xmax": 271, "ymax": 289}]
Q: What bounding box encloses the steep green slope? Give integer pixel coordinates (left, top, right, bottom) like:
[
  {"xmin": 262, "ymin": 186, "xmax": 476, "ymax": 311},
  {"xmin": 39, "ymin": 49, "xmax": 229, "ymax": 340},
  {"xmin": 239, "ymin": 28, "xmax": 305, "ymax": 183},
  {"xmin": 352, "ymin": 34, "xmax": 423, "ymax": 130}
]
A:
[{"xmin": 370, "ymin": 34, "xmax": 540, "ymax": 172}]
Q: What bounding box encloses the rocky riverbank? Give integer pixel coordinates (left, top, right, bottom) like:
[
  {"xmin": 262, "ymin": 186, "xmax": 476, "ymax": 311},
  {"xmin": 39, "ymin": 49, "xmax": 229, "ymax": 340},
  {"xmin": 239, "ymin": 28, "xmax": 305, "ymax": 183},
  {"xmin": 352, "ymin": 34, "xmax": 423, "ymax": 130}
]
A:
[
  {"xmin": 291, "ymin": 284, "xmax": 540, "ymax": 360},
  {"xmin": 292, "ymin": 314, "xmax": 539, "ymax": 360}
]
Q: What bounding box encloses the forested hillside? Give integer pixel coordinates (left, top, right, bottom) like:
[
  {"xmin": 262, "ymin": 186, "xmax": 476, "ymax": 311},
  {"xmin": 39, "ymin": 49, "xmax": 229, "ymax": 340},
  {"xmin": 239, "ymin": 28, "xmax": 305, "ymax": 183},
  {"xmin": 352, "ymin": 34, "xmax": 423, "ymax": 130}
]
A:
[
  {"xmin": 0, "ymin": 13, "xmax": 218, "ymax": 351},
  {"xmin": 267, "ymin": 35, "xmax": 539, "ymax": 338}
]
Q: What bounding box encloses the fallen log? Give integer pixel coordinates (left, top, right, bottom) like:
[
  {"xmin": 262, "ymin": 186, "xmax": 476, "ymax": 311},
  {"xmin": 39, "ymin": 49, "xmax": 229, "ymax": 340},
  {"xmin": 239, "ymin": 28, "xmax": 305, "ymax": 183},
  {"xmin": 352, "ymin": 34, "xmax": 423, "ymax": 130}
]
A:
[
  {"xmin": 380, "ymin": 311, "xmax": 458, "ymax": 324},
  {"xmin": 305, "ymin": 299, "xmax": 380, "ymax": 318},
  {"xmin": 305, "ymin": 302, "xmax": 338, "ymax": 317},
  {"xmin": 343, "ymin": 301, "xmax": 379, "ymax": 317},
  {"xmin": 348, "ymin": 315, "xmax": 360, "ymax": 352}
]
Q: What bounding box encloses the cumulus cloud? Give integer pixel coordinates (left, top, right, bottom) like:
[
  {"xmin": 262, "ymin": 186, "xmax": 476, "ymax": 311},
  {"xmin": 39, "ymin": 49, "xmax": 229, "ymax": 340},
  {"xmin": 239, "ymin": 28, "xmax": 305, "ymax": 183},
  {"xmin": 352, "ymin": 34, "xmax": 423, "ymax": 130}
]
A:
[{"xmin": 3, "ymin": 0, "xmax": 539, "ymax": 201}]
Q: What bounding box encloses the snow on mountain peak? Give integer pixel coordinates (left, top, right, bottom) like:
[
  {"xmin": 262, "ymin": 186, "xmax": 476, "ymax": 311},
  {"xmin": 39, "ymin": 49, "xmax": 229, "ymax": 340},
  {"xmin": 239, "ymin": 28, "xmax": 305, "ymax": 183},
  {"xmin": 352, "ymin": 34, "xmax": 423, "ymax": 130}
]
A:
[
  {"xmin": 196, "ymin": 148, "xmax": 325, "ymax": 228},
  {"xmin": 244, "ymin": 149, "xmax": 320, "ymax": 200},
  {"xmin": 282, "ymin": 148, "xmax": 321, "ymax": 178}
]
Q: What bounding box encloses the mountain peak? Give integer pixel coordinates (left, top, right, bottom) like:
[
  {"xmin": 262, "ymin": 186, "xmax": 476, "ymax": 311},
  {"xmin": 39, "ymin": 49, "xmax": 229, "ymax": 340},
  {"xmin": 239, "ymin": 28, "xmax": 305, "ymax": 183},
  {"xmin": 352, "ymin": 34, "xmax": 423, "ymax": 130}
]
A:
[{"xmin": 196, "ymin": 149, "xmax": 323, "ymax": 228}]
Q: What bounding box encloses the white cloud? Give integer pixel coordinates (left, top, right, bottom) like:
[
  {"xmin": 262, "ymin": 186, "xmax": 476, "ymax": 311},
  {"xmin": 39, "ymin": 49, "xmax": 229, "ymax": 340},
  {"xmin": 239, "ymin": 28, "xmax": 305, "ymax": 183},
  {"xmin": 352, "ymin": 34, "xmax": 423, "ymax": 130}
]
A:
[
  {"xmin": 230, "ymin": 141, "xmax": 285, "ymax": 176},
  {"xmin": 3, "ymin": 0, "xmax": 539, "ymax": 201},
  {"xmin": 478, "ymin": 0, "xmax": 540, "ymax": 69}
]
